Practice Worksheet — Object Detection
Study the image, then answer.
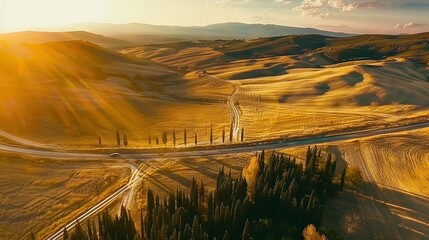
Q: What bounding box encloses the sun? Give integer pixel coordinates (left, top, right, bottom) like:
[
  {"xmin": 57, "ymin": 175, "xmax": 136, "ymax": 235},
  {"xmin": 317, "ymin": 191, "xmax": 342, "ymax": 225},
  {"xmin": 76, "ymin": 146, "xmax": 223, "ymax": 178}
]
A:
[{"xmin": 0, "ymin": 0, "xmax": 107, "ymax": 32}]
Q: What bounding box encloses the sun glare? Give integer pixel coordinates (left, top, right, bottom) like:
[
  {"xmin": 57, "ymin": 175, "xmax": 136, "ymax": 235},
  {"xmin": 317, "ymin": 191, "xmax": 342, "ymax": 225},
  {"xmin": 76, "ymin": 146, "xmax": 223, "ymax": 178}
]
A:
[{"xmin": 1, "ymin": 0, "xmax": 107, "ymax": 31}]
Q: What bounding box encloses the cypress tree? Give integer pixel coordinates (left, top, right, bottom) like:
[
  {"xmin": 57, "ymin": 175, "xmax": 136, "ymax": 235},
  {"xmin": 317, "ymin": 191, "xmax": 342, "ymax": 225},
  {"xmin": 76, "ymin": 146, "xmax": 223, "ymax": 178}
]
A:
[
  {"xmin": 184, "ymin": 129, "xmax": 187, "ymax": 146},
  {"xmin": 123, "ymin": 134, "xmax": 128, "ymax": 148},
  {"xmin": 210, "ymin": 124, "xmax": 213, "ymax": 145},
  {"xmin": 208, "ymin": 192, "xmax": 214, "ymax": 223},
  {"xmin": 241, "ymin": 127, "xmax": 244, "ymax": 142},
  {"xmin": 325, "ymin": 153, "xmax": 332, "ymax": 176},
  {"xmin": 98, "ymin": 136, "xmax": 101, "ymax": 146},
  {"xmin": 173, "ymin": 129, "xmax": 176, "ymax": 147},
  {"xmin": 242, "ymin": 220, "xmax": 251, "ymax": 240},
  {"xmin": 340, "ymin": 168, "xmax": 346, "ymax": 190},
  {"xmin": 229, "ymin": 122, "xmax": 233, "ymax": 143},
  {"xmin": 195, "ymin": 133, "xmax": 198, "ymax": 146},
  {"xmin": 223, "ymin": 230, "xmax": 230, "ymax": 240},
  {"xmin": 116, "ymin": 130, "xmax": 121, "ymax": 147},
  {"xmin": 222, "ymin": 127, "xmax": 226, "ymax": 143},
  {"xmin": 87, "ymin": 220, "xmax": 92, "ymax": 240},
  {"xmin": 63, "ymin": 227, "xmax": 69, "ymax": 240},
  {"xmin": 162, "ymin": 131, "xmax": 167, "ymax": 147},
  {"xmin": 148, "ymin": 134, "xmax": 152, "ymax": 145},
  {"xmin": 233, "ymin": 200, "xmax": 243, "ymax": 232},
  {"xmin": 305, "ymin": 146, "xmax": 311, "ymax": 169},
  {"xmin": 191, "ymin": 216, "xmax": 201, "ymax": 240},
  {"xmin": 147, "ymin": 189, "xmax": 155, "ymax": 212}
]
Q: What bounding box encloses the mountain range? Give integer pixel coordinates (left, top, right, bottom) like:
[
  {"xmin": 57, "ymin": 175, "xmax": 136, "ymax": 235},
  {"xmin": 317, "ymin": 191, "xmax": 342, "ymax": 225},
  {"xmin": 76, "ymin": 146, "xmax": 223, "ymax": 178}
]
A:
[{"xmin": 51, "ymin": 22, "xmax": 353, "ymax": 39}]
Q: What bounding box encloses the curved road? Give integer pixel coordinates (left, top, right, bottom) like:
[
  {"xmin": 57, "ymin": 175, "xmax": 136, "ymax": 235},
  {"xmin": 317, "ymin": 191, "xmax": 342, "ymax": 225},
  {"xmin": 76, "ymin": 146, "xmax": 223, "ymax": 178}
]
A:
[
  {"xmin": 228, "ymin": 82, "xmax": 241, "ymax": 136},
  {"xmin": 4, "ymin": 120, "xmax": 426, "ymax": 239}
]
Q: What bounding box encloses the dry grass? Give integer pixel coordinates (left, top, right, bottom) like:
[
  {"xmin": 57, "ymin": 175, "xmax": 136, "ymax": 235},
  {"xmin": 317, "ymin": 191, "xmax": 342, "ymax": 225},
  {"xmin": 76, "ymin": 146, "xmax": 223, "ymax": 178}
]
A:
[
  {"xmin": 319, "ymin": 128, "xmax": 429, "ymax": 239},
  {"xmin": 0, "ymin": 153, "xmax": 130, "ymax": 240}
]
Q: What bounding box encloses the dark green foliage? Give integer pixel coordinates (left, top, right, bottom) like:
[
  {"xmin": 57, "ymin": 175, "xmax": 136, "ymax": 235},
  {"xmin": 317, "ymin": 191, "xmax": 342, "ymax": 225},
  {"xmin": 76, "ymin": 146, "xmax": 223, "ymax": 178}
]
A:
[
  {"xmin": 77, "ymin": 207, "xmax": 136, "ymax": 240},
  {"xmin": 210, "ymin": 124, "xmax": 213, "ymax": 145},
  {"xmin": 222, "ymin": 127, "xmax": 226, "ymax": 143},
  {"xmin": 155, "ymin": 136, "xmax": 159, "ymax": 146},
  {"xmin": 148, "ymin": 134, "xmax": 152, "ymax": 145},
  {"xmin": 123, "ymin": 134, "xmax": 128, "ymax": 148},
  {"xmin": 242, "ymin": 220, "xmax": 251, "ymax": 240},
  {"xmin": 63, "ymin": 227, "xmax": 68, "ymax": 240},
  {"xmin": 340, "ymin": 168, "xmax": 346, "ymax": 190},
  {"xmin": 229, "ymin": 123, "xmax": 233, "ymax": 143},
  {"xmin": 162, "ymin": 131, "xmax": 167, "ymax": 146},
  {"xmin": 65, "ymin": 148, "xmax": 342, "ymax": 240},
  {"xmin": 173, "ymin": 129, "xmax": 176, "ymax": 147}
]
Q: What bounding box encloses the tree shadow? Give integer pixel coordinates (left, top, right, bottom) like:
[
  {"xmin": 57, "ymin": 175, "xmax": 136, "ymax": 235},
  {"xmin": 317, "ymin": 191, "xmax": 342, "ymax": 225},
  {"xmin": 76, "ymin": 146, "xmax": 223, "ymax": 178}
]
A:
[{"xmin": 322, "ymin": 180, "xmax": 429, "ymax": 240}]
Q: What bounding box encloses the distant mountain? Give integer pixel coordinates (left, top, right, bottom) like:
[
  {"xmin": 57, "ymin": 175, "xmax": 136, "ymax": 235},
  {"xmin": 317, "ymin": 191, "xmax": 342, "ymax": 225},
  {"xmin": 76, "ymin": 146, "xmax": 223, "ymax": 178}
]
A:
[
  {"xmin": 0, "ymin": 31, "xmax": 129, "ymax": 48},
  {"xmin": 53, "ymin": 22, "xmax": 353, "ymax": 39}
]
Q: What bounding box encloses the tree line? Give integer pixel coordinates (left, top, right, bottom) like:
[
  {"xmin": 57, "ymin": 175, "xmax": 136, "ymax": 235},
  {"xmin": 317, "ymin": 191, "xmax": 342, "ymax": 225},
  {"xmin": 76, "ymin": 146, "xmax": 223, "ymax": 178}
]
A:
[
  {"xmin": 61, "ymin": 147, "xmax": 345, "ymax": 240},
  {"xmin": 99, "ymin": 125, "xmax": 246, "ymax": 148}
]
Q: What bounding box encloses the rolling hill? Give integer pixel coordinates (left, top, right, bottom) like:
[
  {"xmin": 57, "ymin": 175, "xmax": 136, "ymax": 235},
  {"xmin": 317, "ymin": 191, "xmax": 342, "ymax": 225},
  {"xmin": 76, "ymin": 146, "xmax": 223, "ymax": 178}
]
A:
[
  {"xmin": 50, "ymin": 22, "xmax": 353, "ymax": 40},
  {"xmin": 0, "ymin": 31, "xmax": 129, "ymax": 48},
  {"xmin": 124, "ymin": 32, "xmax": 429, "ymax": 70}
]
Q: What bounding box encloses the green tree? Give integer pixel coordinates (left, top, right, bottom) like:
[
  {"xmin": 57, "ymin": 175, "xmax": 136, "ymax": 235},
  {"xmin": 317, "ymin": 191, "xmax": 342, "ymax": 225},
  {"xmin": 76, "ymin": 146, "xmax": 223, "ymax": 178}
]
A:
[
  {"xmin": 222, "ymin": 127, "xmax": 226, "ymax": 143},
  {"xmin": 210, "ymin": 124, "xmax": 213, "ymax": 145},
  {"xmin": 195, "ymin": 133, "xmax": 198, "ymax": 146},
  {"xmin": 340, "ymin": 168, "xmax": 346, "ymax": 190},
  {"xmin": 123, "ymin": 134, "xmax": 128, "ymax": 148},
  {"xmin": 173, "ymin": 129, "xmax": 176, "ymax": 147},
  {"xmin": 147, "ymin": 189, "xmax": 155, "ymax": 212},
  {"xmin": 229, "ymin": 122, "xmax": 233, "ymax": 143},
  {"xmin": 184, "ymin": 129, "xmax": 187, "ymax": 146},
  {"xmin": 148, "ymin": 134, "xmax": 152, "ymax": 145},
  {"xmin": 98, "ymin": 136, "xmax": 101, "ymax": 146},
  {"xmin": 63, "ymin": 227, "xmax": 69, "ymax": 240},
  {"xmin": 242, "ymin": 220, "xmax": 251, "ymax": 240},
  {"xmin": 162, "ymin": 131, "xmax": 167, "ymax": 147},
  {"xmin": 116, "ymin": 130, "xmax": 120, "ymax": 147},
  {"xmin": 156, "ymin": 136, "xmax": 159, "ymax": 146}
]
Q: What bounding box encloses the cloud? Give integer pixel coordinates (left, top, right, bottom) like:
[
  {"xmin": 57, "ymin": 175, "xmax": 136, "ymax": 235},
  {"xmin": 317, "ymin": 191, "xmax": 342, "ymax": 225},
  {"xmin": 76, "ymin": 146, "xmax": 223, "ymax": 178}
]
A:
[
  {"xmin": 394, "ymin": 22, "xmax": 426, "ymax": 29},
  {"xmin": 294, "ymin": 0, "xmax": 386, "ymax": 18},
  {"xmin": 206, "ymin": 0, "xmax": 249, "ymax": 8},
  {"xmin": 274, "ymin": 0, "xmax": 292, "ymax": 4},
  {"xmin": 317, "ymin": 24, "xmax": 348, "ymax": 28},
  {"xmin": 252, "ymin": 9, "xmax": 275, "ymax": 22}
]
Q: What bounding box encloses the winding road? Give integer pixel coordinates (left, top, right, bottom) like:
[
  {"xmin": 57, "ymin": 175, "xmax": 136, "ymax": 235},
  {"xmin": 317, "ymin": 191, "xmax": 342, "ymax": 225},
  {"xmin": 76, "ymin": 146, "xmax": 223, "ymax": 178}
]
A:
[
  {"xmin": 228, "ymin": 81, "xmax": 241, "ymax": 136},
  {"xmin": 0, "ymin": 120, "xmax": 426, "ymax": 239}
]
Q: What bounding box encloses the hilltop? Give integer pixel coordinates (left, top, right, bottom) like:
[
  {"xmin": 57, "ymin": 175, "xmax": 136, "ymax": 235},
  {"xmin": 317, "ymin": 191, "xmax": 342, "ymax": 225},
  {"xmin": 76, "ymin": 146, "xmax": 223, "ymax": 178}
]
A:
[{"xmin": 0, "ymin": 31, "xmax": 129, "ymax": 48}]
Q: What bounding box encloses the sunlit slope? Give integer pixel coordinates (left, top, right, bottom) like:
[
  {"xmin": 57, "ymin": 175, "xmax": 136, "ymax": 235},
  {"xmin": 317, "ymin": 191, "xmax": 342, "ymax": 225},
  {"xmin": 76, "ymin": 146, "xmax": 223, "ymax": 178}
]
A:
[
  {"xmin": 200, "ymin": 57, "xmax": 429, "ymax": 142},
  {"xmin": 0, "ymin": 31, "xmax": 129, "ymax": 48},
  {"xmin": 121, "ymin": 45, "xmax": 234, "ymax": 70},
  {"xmin": 122, "ymin": 34, "xmax": 429, "ymax": 143},
  {"xmin": 228, "ymin": 58, "xmax": 429, "ymax": 107},
  {"xmin": 0, "ymin": 41, "xmax": 231, "ymax": 146}
]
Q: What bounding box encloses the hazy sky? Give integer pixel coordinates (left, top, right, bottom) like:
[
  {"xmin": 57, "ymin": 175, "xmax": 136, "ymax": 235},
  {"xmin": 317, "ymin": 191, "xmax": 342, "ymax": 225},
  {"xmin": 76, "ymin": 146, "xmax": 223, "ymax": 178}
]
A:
[{"xmin": 0, "ymin": 0, "xmax": 428, "ymax": 34}]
